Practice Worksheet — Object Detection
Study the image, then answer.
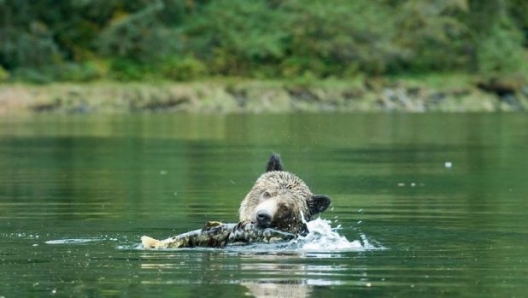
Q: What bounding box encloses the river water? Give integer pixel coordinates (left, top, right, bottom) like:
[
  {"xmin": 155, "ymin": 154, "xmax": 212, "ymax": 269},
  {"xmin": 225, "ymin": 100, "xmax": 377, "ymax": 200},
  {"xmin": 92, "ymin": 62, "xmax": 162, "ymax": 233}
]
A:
[{"xmin": 1, "ymin": 113, "xmax": 527, "ymax": 297}]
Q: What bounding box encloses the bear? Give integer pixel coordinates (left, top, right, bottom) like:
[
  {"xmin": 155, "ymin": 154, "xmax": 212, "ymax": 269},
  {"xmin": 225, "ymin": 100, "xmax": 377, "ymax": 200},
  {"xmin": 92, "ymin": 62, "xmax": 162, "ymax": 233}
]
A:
[
  {"xmin": 238, "ymin": 153, "xmax": 331, "ymax": 234},
  {"xmin": 141, "ymin": 153, "xmax": 331, "ymax": 249}
]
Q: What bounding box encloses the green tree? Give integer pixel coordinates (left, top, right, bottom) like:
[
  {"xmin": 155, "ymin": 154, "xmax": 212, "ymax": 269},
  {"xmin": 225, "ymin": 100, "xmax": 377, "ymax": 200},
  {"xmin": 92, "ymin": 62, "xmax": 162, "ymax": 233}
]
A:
[
  {"xmin": 0, "ymin": 0, "xmax": 526, "ymax": 82},
  {"xmin": 390, "ymin": 0, "xmax": 470, "ymax": 73},
  {"xmin": 281, "ymin": 0, "xmax": 402, "ymax": 76},
  {"xmin": 465, "ymin": 0, "xmax": 527, "ymax": 73},
  {"xmin": 184, "ymin": 0, "xmax": 290, "ymax": 76}
]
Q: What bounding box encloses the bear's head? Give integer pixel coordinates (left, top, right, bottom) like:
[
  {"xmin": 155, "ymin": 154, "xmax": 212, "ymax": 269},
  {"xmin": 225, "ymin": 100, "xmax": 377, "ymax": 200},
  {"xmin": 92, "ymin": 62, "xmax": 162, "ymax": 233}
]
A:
[{"xmin": 238, "ymin": 154, "xmax": 331, "ymax": 234}]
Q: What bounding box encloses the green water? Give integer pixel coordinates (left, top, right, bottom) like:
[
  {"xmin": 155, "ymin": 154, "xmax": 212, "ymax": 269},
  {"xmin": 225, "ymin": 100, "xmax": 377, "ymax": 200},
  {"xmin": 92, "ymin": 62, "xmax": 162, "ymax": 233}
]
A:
[{"xmin": 1, "ymin": 113, "xmax": 527, "ymax": 297}]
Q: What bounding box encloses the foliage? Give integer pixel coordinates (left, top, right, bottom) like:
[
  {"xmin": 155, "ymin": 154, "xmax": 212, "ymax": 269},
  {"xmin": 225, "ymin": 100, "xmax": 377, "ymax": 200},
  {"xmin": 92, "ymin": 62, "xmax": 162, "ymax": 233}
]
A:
[
  {"xmin": 0, "ymin": 65, "xmax": 9, "ymax": 82},
  {"xmin": 389, "ymin": 0, "xmax": 471, "ymax": 73},
  {"xmin": 476, "ymin": 19, "xmax": 527, "ymax": 73},
  {"xmin": 184, "ymin": 0, "xmax": 291, "ymax": 76},
  {"xmin": 161, "ymin": 56, "xmax": 207, "ymax": 81},
  {"xmin": 0, "ymin": 0, "xmax": 526, "ymax": 83}
]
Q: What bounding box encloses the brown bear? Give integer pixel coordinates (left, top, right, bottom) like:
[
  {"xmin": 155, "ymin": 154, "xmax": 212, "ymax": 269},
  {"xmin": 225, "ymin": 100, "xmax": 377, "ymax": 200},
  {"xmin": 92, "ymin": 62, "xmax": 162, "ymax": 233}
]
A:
[
  {"xmin": 141, "ymin": 153, "xmax": 332, "ymax": 249},
  {"xmin": 238, "ymin": 154, "xmax": 331, "ymax": 234}
]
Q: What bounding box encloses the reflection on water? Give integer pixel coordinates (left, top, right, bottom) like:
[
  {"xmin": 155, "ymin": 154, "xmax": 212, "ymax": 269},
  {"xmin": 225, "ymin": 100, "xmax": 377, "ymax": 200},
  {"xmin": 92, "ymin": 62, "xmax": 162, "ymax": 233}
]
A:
[
  {"xmin": 1, "ymin": 113, "xmax": 528, "ymax": 297},
  {"xmin": 138, "ymin": 248, "xmax": 352, "ymax": 298}
]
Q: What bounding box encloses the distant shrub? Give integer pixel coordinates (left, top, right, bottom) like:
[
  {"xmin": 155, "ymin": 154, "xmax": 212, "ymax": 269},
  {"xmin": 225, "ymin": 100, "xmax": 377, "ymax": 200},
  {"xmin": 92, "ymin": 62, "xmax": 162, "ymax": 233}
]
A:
[
  {"xmin": 476, "ymin": 19, "xmax": 528, "ymax": 73},
  {"xmin": 52, "ymin": 62, "xmax": 106, "ymax": 82},
  {"xmin": 109, "ymin": 59, "xmax": 146, "ymax": 81},
  {"xmin": 0, "ymin": 66, "xmax": 9, "ymax": 82},
  {"xmin": 162, "ymin": 56, "xmax": 207, "ymax": 81},
  {"xmin": 11, "ymin": 68, "xmax": 53, "ymax": 84}
]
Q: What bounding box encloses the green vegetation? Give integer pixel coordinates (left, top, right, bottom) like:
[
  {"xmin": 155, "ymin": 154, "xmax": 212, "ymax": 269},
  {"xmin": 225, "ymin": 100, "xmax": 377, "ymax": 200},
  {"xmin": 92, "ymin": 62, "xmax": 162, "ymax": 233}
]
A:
[
  {"xmin": 1, "ymin": 0, "xmax": 527, "ymax": 113},
  {"xmin": 1, "ymin": 0, "xmax": 527, "ymax": 83}
]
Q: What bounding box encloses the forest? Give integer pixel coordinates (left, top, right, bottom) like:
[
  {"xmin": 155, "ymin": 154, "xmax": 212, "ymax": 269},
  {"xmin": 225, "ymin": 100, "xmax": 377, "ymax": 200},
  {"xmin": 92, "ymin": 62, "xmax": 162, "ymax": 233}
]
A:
[{"xmin": 1, "ymin": 0, "xmax": 527, "ymax": 84}]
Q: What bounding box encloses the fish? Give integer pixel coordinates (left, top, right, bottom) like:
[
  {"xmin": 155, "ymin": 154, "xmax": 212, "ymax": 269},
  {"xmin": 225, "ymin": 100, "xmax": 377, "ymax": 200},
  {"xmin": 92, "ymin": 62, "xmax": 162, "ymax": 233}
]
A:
[{"xmin": 141, "ymin": 221, "xmax": 297, "ymax": 249}]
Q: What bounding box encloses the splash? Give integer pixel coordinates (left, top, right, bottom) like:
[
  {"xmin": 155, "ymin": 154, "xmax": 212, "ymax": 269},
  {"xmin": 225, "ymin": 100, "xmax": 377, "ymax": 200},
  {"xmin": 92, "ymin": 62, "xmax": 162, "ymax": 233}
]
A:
[
  {"xmin": 287, "ymin": 217, "xmax": 382, "ymax": 252},
  {"xmin": 122, "ymin": 217, "xmax": 383, "ymax": 252},
  {"xmin": 222, "ymin": 217, "xmax": 383, "ymax": 253}
]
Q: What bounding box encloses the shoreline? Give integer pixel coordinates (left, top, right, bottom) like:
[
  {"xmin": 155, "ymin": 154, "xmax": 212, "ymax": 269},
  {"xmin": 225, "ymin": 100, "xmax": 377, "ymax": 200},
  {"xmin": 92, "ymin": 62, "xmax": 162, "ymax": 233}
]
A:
[{"xmin": 1, "ymin": 77, "xmax": 527, "ymax": 114}]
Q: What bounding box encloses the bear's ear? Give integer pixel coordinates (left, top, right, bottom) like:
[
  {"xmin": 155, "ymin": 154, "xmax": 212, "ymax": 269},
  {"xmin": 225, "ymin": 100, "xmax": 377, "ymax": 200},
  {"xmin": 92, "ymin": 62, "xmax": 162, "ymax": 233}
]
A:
[
  {"xmin": 308, "ymin": 195, "xmax": 331, "ymax": 215},
  {"xmin": 266, "ymin": 153, "xmax": 284, "ymax": 172}
]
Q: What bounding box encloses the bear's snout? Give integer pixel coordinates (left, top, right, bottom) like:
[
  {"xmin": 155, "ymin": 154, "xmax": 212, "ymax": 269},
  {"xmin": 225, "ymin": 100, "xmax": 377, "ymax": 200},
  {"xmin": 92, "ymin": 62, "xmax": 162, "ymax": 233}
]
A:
[
  {"xmin": 253, "ymin": 199, "xmax": 278, "ymax": 228},
  {"xmin": 256, "ymin": 210, "xmax": 272, "ymax": 228}
]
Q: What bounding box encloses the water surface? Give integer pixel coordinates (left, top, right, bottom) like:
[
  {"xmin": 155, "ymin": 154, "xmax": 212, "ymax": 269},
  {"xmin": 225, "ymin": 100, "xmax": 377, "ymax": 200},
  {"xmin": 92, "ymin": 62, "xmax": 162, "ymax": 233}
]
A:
[{"xmin": 1, "ymin": 113, "xmax": 527, "ymax": 297}]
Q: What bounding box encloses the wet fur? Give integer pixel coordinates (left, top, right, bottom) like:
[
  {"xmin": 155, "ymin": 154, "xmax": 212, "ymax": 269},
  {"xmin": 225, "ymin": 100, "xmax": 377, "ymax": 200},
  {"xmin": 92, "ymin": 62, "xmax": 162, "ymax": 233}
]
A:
[{"xmin": 239, "ymin": 154, "xmax": 331, "ymax": 234}]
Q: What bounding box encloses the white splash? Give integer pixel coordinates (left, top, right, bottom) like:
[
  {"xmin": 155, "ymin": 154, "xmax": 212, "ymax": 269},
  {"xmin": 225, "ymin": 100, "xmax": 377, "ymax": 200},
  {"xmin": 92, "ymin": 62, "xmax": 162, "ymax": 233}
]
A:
[{"xmin": 288, "ymin": 217, "xmax": 383, "ymax": 252}]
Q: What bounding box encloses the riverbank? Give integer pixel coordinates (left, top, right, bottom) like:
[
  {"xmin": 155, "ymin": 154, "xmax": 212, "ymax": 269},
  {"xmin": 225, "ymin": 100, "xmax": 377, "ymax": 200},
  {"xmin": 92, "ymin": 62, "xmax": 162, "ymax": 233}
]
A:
[{"xmin": 1, "ymin": 75, "xmax": 527, "ymax": 114}]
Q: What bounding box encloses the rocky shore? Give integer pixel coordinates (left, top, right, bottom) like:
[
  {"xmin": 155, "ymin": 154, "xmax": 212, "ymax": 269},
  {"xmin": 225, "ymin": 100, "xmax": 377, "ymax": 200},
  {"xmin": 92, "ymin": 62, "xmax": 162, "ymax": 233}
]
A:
[{"xmin": 1, "ymin": 77, "xmax": 526, "ymax": 114}]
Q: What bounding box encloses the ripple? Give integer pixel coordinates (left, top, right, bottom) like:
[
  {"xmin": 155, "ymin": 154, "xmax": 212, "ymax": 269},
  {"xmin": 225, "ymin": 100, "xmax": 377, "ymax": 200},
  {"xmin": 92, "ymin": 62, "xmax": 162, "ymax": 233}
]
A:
[{"xmin": 45, "ymin": 238, "xmax": 109, "ymax": 245}]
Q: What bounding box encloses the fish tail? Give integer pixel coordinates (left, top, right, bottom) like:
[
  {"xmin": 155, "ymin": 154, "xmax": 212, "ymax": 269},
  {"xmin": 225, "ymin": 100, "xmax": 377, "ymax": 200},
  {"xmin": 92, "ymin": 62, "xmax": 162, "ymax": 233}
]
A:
[{"xmin": 141, "ymin": 235, "xmax": 161, "ymax": 249}]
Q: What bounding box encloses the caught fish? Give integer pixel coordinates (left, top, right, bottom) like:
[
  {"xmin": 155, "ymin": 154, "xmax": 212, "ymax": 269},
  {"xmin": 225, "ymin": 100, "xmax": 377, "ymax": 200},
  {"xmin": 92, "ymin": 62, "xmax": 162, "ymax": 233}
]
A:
[{"xmin": 141, "ymin": 221, "xmax": 297, "ymax": 249}]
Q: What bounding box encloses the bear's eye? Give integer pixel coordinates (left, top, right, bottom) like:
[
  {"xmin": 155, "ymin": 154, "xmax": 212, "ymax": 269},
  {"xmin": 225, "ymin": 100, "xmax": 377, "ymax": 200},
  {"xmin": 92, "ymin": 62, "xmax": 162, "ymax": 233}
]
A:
[
  {"xmin": 262, "ymin": 191, "xmax": 271, "ymax": 199},
  {"xmin": 280, "ymin": 205, "xmax": 289, "ymax": 212}
]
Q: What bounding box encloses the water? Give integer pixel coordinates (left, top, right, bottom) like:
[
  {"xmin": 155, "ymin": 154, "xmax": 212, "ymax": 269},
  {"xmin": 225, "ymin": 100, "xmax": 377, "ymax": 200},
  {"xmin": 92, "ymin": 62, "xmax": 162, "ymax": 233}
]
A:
[{"xmin": 1, "ymin": 113, "xmax": 527, "ymax": 297}]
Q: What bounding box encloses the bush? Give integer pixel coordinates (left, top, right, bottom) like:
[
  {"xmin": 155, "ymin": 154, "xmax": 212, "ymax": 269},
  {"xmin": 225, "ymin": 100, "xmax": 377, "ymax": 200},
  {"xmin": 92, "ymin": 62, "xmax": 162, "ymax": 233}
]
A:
[
  {"xmin": 109, "ymin": 59, "xmax": 147, "ymax": 81},
  {"xmin": 0, "ymin": 65, "xmax": 9, "ymax": 82},
  {"xmin": 51, "ymin": 62, "xmax": 106, "ymax": 82},
  {"xmin": 476, "ymin": 18, "xmax": 528, "ymax": 73},
  {"xmin": 10, "ymin": 68, "xmax": 54, "ymax": 84},
  {"xmin": 162, "ymin": 56, "xmax": 207, "ymax": 81}
]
